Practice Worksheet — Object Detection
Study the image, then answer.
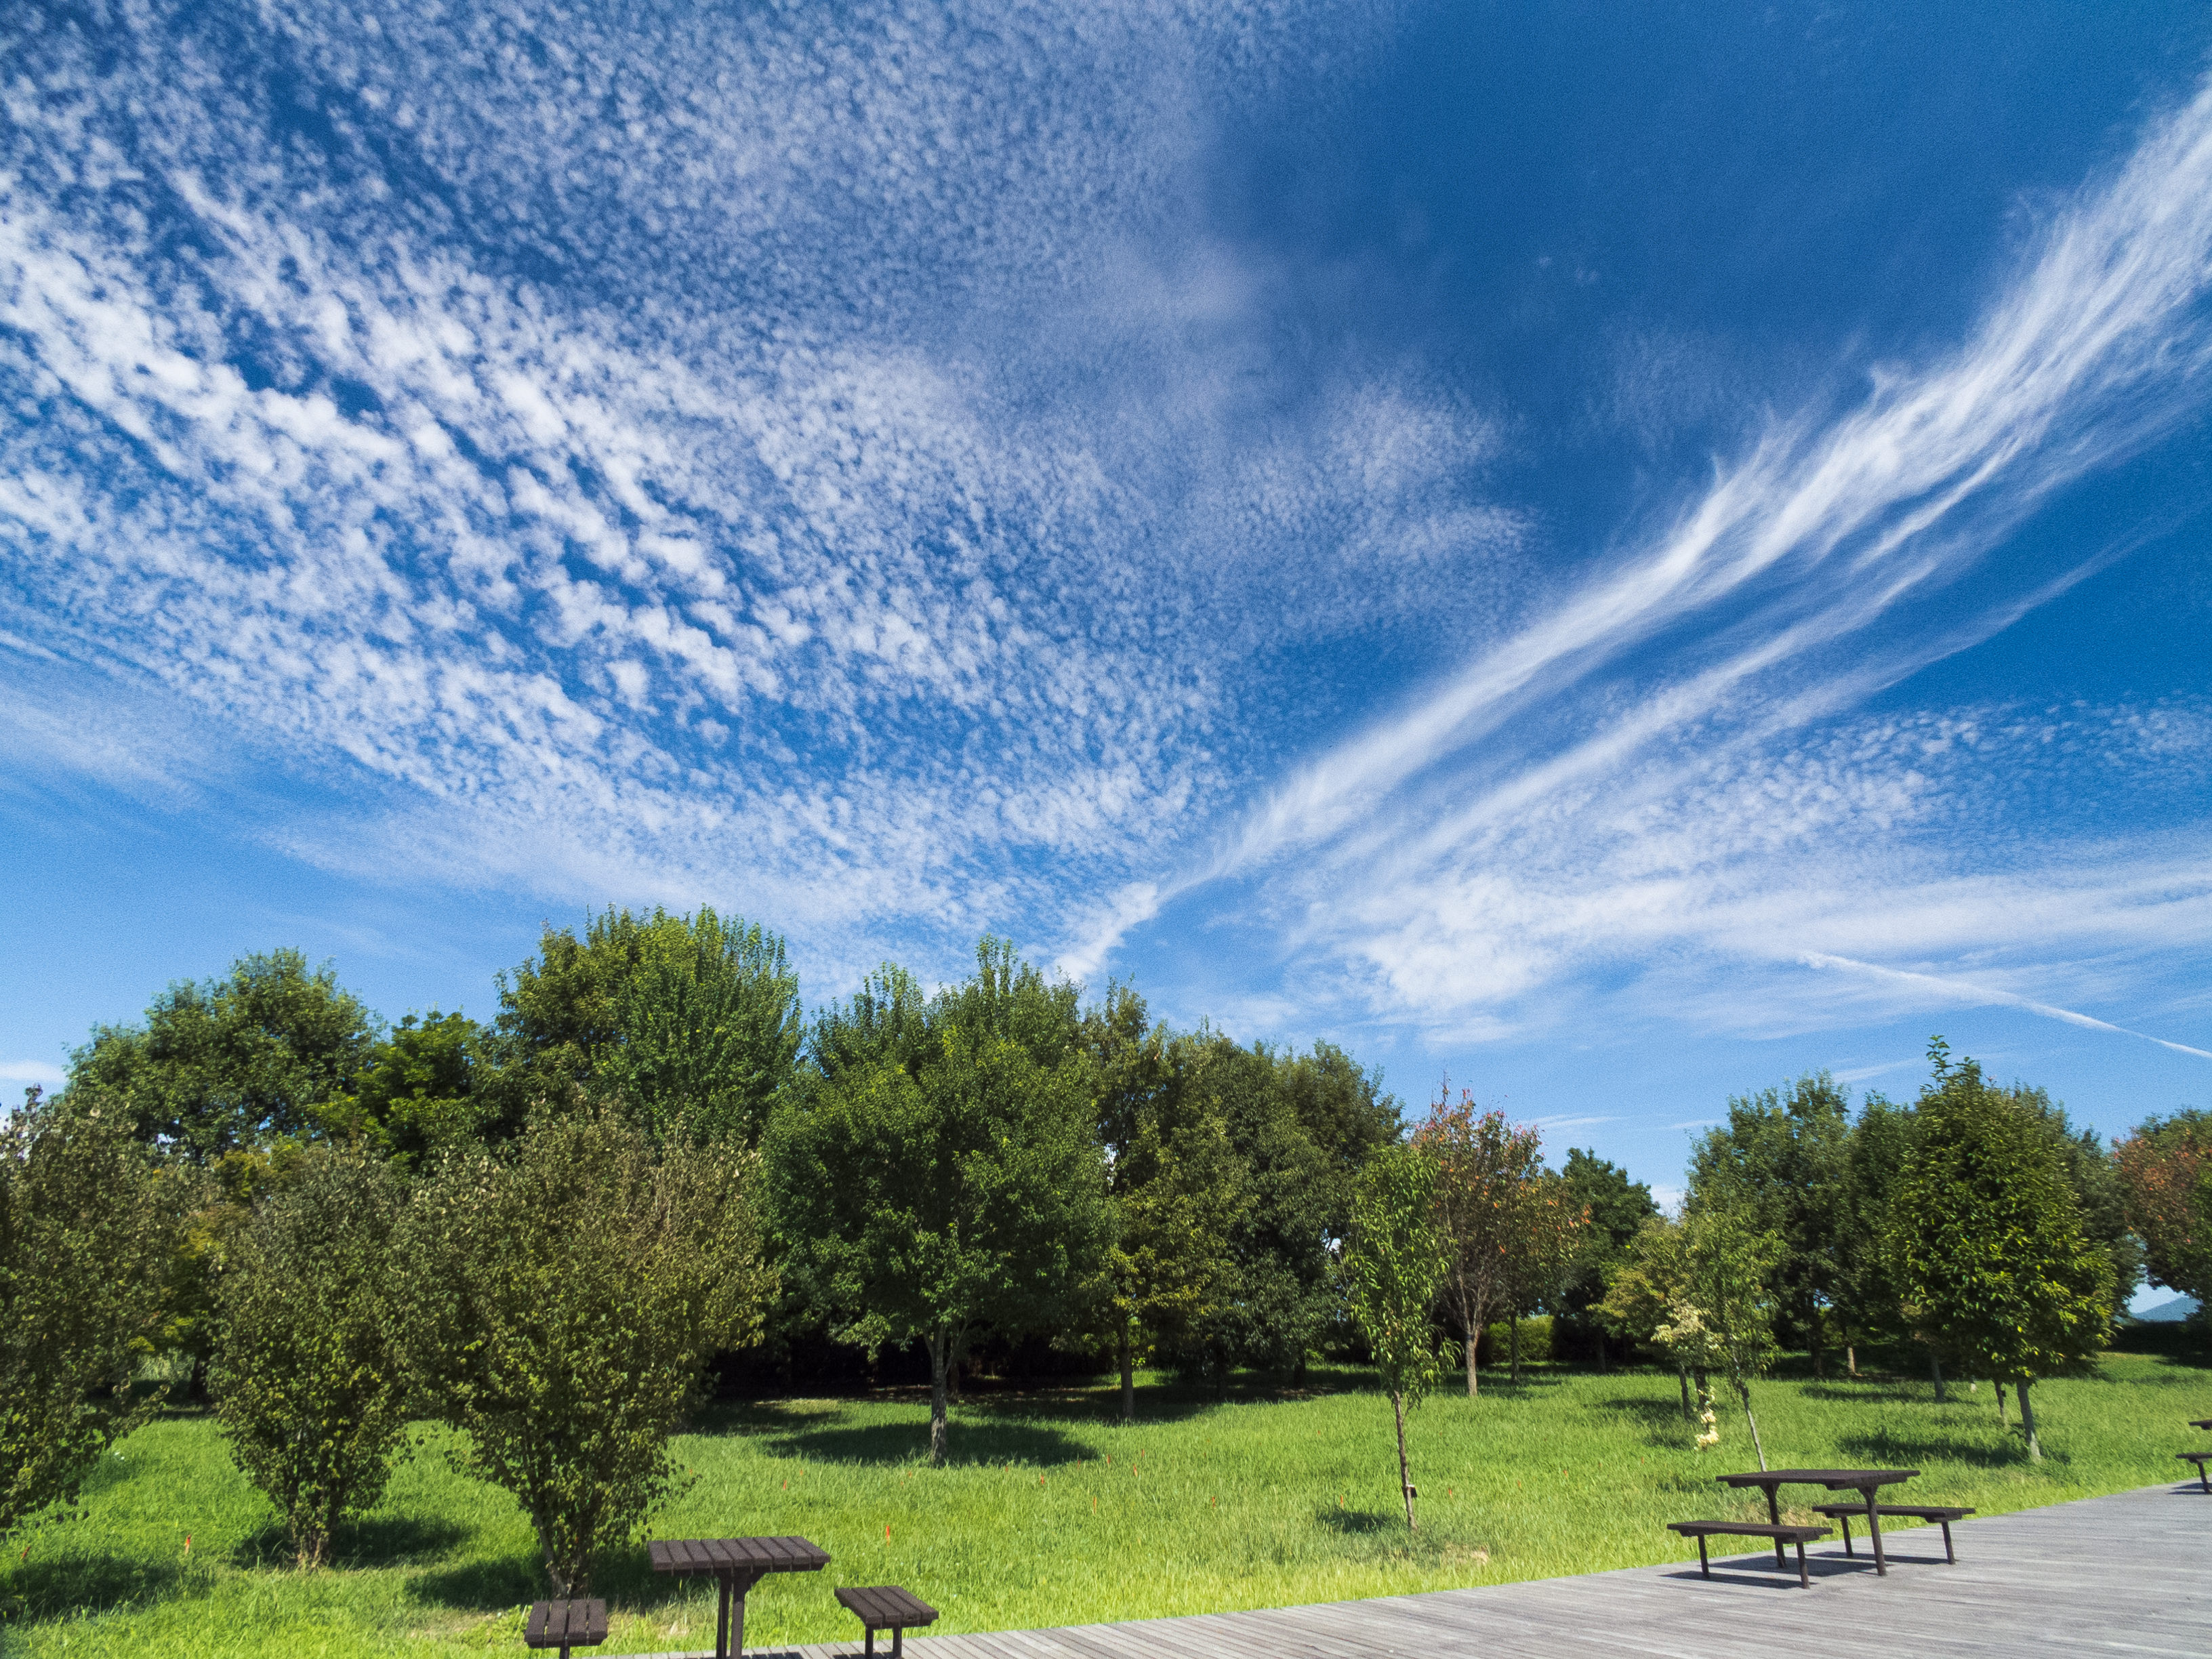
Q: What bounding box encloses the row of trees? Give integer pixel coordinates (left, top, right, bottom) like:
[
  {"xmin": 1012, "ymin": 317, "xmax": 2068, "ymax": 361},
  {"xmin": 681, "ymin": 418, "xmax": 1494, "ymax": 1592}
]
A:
[
  {"xmin": 1591, "ymin": 1042, "xmax": 2150, "ymax": 1467},
  {"xmin": 1335, "ymin": 1039, "xmax": 2192, "ymax": 1523},
  {"xmin": 4, "ymin": 916, "xmax": 1446, "ymax": 1590},
  {"xmin": 8, "ymin": 909, "xmax": 2199, "ymax": 1576}
]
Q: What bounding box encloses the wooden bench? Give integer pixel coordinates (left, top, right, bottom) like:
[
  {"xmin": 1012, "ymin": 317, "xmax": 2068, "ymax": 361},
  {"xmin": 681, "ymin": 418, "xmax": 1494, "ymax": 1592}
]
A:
[
  {"xmin": 2179, "ymin": 1452, "xmax": 2211, "ymax": 1494},
  {"xmin": 836, "ymin": 1585, "xmax": 938, "ymax": 1658},
  {"xmin": 1667, "ymin": 1521, "xmax": 1829, "ymax": 1589},
  {"xmin": 525, "ymin": 1599, "xmax": 608, "ymax": 1659},
  {"xmin": 1811, "ymin": 1502, "xmax": 1973, "ymax": 1564}
]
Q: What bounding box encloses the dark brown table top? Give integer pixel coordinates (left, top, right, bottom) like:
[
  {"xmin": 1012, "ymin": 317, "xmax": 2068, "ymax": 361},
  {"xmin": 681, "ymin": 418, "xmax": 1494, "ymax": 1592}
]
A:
[
  {"xmin": 1716, "ymin": 1468, "xmax": 1919, "ymax": 1490},
  {"xmin": 649, "ymin": 1537, "xmax": 830, "ymax": 1577},
  {"xmin": 2190, "ymin": 1418, "xmax": 2212, "ymax": 1431}
]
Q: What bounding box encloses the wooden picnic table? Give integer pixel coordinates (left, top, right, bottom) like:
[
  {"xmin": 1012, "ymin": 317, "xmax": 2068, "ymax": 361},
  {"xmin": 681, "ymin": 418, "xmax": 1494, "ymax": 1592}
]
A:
[
  {"xmin": 1716, "ymin": 1469, "xmax": 1919, "ymax": 1577},
  {"xmin": 649, "ymin": 1536, "xmax": 830, "ymax": 1659},
  {"xmin": 2190, "ymin": 1418, "xmax": 2212, "ymax": 1431}
]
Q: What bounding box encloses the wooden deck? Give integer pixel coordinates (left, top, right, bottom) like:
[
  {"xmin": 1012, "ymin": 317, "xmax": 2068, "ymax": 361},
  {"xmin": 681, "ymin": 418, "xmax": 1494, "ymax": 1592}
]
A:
[{"xmin": 626, "ymin": 1479, "xmax": 2209, "ymax": 1659}]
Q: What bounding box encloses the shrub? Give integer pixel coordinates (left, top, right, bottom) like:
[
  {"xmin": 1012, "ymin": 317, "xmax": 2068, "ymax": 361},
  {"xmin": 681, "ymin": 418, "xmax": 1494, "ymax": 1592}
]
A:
[
  {"xmin": 1479, "ymin": 1314, "xmax": 1553, "ymax": 1365},
  {"xmin": 212, "ymin": 1147, "xmax": 408, "ymax": 1568},
  {"xmin": 403, "ymin": 1103, "xmax": 773, "ymax": 1594},
  {"xmin": 0, "ymin": 1092, "xmax": 180, "ymax": 1539}
]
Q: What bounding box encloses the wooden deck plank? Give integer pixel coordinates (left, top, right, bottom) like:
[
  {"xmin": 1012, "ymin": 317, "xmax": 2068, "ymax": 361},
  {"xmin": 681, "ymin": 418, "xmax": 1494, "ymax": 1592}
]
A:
[{"xmin": 615, "ymin": 1484, "xmax": 2207, "ymax": 1659}]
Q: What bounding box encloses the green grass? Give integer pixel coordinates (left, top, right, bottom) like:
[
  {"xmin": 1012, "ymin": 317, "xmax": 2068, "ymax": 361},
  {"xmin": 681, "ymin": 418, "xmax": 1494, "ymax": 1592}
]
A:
[{"xmin": 6, "ymin": 1349, "xmax": 2208, "ymax": 1658}]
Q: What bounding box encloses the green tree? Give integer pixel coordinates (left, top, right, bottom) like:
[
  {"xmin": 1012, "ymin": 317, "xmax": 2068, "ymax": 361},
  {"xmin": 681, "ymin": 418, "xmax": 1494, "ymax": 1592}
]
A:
[
  {"xmin": 337, "ymin": 1010, "xmax": 488, "ymax": 1171},
  {"xmin": 765, "ymin": 943, "xmax": 1109, "ymax": 1463},
  {"xmin": 1556, "ymin": 1148, "xmax": 1659, "ymax": 1367},
  {"xmin": 2116, "ymin": 1110, "xmax": 2212, "ymax": 1307},
  {"xmin": 1080, "ymin": 988, "xmax": 1247, "ymax": 1422},
  {"xmin": 212, "ymin": 1149, "xmax": 408, "ymax": 1568},
  {"xmin": 1499, "ymin": 1166, "xmax": 1586, "ymax": 1382},
  {"xmin": 1687, "ymin": 1073, "xmax": 1849, "ymax": 1372},
  {"xmin": 1676, "ymin": 1208, "xmax": 1786, "ymax": 1469},
  {"xmin": 0, "ymin": 1092, "xmax": 181, "ymax": 1540},
  {"xmin": 2006, "ymin": 1084, "xmax": 2141, "ymax": 1322},
  {"xmin": 1343, "ymin": 1141, "xmax": 1446, "ymax": 1530},
  {"xmin": 489, "ymin": 907, "xmax": 802, "ymax": 1146},
  {"xmin": 1834, "ymin": 1092, "xmax": 1915, "ymax": 1369},
  {"xmin": 403, "ymin": 1103, "xmax": 773, "ymax": 1593},
  {"xmin": 1413, "ymin": 1092, "xmax": 1540, "ymax": 1397},
  {"xmin": 1599, "ymin": 1215, "xmax": 1700, "ymax": 1420},
  {"xmin": 66, "ymin": 950, "xmax": 379, "ymax": 1162},
  {"xmin": 1886, "ymin": 1044, "xmax": 2114, "ymax": 1460}
]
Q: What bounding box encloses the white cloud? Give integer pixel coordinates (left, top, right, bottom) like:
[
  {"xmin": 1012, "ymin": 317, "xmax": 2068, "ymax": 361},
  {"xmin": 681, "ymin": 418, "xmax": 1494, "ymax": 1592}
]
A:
[
  {"xmin": 0, "ymin": 0, "xmax": 1502, "ymax": 982},
  {"xmin": 1101, "ymin": 74, "xmax": 2212, "ymax": 1052}
]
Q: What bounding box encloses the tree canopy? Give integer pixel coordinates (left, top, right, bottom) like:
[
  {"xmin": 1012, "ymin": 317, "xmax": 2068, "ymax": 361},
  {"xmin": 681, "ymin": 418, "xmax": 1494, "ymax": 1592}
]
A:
[{"xmin": 1886, "ymin": 1044, "xmax": 2114, "ymax": 1459}]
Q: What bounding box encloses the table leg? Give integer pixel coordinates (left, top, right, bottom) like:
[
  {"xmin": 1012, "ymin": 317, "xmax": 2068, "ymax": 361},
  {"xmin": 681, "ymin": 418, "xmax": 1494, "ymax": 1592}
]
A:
[
  {"xmin": 717, "ymin": 1578, "xmax": 731, "ymax": 1659},
  {"xmin": 1862, "ymin": 1488, "xmax": 1887, "ymax": 1577},
  {"xmin": 1764, "ymin": 1484, "xmax": 1785, "ymax": 1567}
]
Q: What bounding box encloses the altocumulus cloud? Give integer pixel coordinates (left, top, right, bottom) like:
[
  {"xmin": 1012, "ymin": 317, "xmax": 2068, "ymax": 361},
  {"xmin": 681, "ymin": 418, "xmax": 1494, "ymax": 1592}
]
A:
[
  {"xmin": 3, "ymin": 2, "xmax": 2209, "ymax": 1056},
  {"xmin": 0, "ymin": 0, "xmax": 1511, "ymax": 983}
]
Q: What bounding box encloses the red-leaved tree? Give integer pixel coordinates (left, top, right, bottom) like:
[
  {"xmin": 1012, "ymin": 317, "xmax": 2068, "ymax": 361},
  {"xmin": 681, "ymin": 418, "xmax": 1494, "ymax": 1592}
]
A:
[
  {"xmin": 2116, "ymin": 1111, "xmax": 2212, "ymax": 1309},
  {"xmin": 1413, "ymin": 1087, "xmax": 1562, "ymax": 1397}
]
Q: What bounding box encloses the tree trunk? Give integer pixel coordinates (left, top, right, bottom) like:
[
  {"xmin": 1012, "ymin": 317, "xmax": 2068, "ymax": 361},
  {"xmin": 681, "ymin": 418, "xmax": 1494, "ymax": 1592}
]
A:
[
  {"xmin": 2017, "ymin": 1379, "xmax": 2042, "ymax": 1461},
  {"xmin": 1119, "ymin": 1323, "xmax": 1135, "ymax": 1425},
  {"xmin": 1929, "ymin": 1353, "xmax": 1945, "ymax": 1403},
  {"xmin": 1393, "ymin": 1391, "xmax": 1416, "ymax": 1530},
  {"xmin": 1994, "ymin": 1381, "xmax": 2007, "ymax": 1426},
  {"xmin": 1809, "ymin": 1309, "xmax": 1825, "ymax": 1379},
  {"xmin": 1678, "ymin": 1364, "xmax": 1694, "ymax": 1420},
  {"xmin": 1509, "ymin": 1313, "xmax": 1521, "ymax": 1385},
  {"xmin": 1596, "ymin": 1329, "xmax": 1607, "ymax": 1374},
  {"xmin": 928, "ymin": 1328, "xmax": 950, "ymax": 1465},
  {"xmin": 1464, "ymin": 1331, "xmax": 1479, "ymax": 1398},
  {"xmin": 1846, "ymin": 1343, "xmax": 1858, "ymax": 1378},
  {"xmin": 1736, "ymin": 1377, "xmax": 1767, "ymax": 1471}
]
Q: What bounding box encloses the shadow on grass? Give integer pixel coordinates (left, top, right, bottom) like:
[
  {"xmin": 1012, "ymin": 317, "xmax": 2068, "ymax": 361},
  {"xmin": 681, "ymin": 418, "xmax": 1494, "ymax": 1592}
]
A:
[
  {"xmin": 232, "ymin": 1513, "xmax": 473, "ymax": 1572},
  {"xmin": 1591, "ymin": 1394, "xmax": 1705, "ymax": 1449},
  {"xmin": 1315, "ymin": 1504, "xmax": 1399, "ymax": 1535},
  {"xmin": 1, "ymin": 1553, "xmax": 198, "ymax": 1620},
  {"xmin": 1832, "ymin": 1426, "xmax": 2045, "ymax": 1471},
  {"xmin": 692, "ymin": 1374, "xmax": 1344, "ymax": 1464},
  {"xmin": 411, "ymin": 1548, "xmax": 717, "ymax": 1615}
]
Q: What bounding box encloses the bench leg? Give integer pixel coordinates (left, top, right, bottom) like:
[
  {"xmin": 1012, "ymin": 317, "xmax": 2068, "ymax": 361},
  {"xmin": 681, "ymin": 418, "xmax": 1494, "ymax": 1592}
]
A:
[
  {"xmin": 1796, "ymin": 1540, "xmax": 1809, "ymax": 1591},
  {"xmin": 893, "ymin": 1626, "xmax": 904, "ymax": 1659},
  {"xmin": 1696, "ymin": 1535, "xmax": 1709, "ymax": 1578},
  {"xmin": 865, "ymin": 1627, "xmax": 874, "ymax": 1659},
  {"xmin": 1941, "ymin": 1520, "xmax": 1954, "ymax": 1565},
  {"xmin": 1837, "ymin": 1514, "xmax": 1853, "ymax": 1557}
]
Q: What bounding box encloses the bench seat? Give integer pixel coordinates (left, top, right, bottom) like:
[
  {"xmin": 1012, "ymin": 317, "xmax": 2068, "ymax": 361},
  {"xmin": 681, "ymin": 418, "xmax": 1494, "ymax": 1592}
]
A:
[
  {"xmin": 2180, "ymin": 1451, "xmax": 2211, "ymax": 1494},
  {"xmin": 1666, "ymin": 1521, "xmax": 1830, "ymax": 1589},
  {"xmin": 836, "ymin": 1585, "xmax": 938, "ymax": 1658},
  {"xmin": 1810, "ymin": 1502, "xmax": 1974, "ymax": 1564},
  {"xmin": 525, "ymin": 1599, "xmax": 609, "ymax": 1659}
]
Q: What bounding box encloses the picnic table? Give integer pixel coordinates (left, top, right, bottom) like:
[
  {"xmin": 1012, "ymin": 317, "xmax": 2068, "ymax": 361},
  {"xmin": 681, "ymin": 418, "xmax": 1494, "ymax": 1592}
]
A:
[
  {"xmin": 1716, "ymin": 1469, "xmax": 1919, "ymax": 1576},
  {"xmin": 2190, "ymin": 1418, "xmax": 2212, "ymax": 1430},
  {"xmin": 649, "ymin": 1536, "xmax": 830, "ymax": 1659}
]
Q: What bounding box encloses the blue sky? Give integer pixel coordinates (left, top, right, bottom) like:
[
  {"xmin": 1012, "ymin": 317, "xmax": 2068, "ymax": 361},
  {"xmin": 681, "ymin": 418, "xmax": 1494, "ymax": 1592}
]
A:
[{"xmin": 4, "ymin": 1, "xmax": 2209, "ymax": 1227}]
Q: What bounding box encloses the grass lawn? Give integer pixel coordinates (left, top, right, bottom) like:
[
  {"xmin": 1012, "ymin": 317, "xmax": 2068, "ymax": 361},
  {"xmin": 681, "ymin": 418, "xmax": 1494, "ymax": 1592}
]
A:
[{"xmin": 6, "ymin": 1347, "xmax": 2207, "ymax": 1657}]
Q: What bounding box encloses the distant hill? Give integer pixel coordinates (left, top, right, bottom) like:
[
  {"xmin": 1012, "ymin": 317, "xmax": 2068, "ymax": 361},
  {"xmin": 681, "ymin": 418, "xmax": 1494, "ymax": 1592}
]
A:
[{"xmin": 2132, "ymin": 1294, "xmax": 2200, "ymax": 1324}]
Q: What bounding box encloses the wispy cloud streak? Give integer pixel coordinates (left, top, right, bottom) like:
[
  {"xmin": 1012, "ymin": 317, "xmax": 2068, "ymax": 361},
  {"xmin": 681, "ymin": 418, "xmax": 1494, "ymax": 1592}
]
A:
[{"xmin": 1114, "ymin": 75, "xmax": 2212, "ymax": 1050}]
